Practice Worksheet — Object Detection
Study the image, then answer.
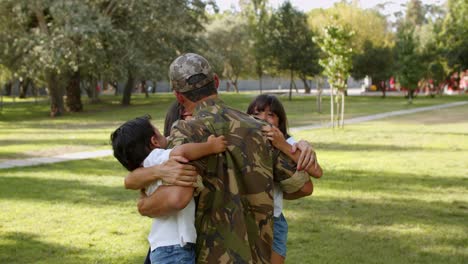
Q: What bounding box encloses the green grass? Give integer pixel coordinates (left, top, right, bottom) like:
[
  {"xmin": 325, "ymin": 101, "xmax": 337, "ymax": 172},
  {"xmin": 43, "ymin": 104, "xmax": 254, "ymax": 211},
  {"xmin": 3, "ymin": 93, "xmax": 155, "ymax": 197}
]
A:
[
  {"xmin": 0, "ymin": 93, "xmax": 466, "ymax": 160},
  {"xmin": 0, "ymin": 94, "xmax": 467, "ymax": 263}
]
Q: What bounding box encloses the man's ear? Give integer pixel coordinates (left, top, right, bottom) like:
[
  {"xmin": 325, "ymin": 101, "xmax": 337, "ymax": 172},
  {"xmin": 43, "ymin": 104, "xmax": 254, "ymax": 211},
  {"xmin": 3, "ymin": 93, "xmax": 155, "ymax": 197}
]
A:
[
  {"xmin": 214, "ymin": 74, "xmax": 219, "ymax": 90},
  {"xmin": 175, "ymin": 91, "xmax": 185, "ymax": 104}
]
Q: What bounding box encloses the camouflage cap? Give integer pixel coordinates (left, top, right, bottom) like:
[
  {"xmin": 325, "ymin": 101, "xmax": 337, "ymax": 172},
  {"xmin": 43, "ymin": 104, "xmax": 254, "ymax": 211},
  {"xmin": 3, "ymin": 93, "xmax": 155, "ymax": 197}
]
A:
[{"xmin": 169, "ymin": 53, "xmax": 214, "ymax": 93}]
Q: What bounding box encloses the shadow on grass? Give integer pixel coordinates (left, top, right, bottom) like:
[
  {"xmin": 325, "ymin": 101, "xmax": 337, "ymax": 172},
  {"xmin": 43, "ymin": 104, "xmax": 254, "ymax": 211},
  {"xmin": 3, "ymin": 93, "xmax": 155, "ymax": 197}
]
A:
[
  {"xmin": 285, "ymin": 196, "xmax": 467, "ymax": 264},
  {"xmin": 0, "ymin": 232, "xmax": 85, "ymax": 263},
  {"xmin": 321, "ymin": 169, "xmax": 467, "ymax": 193},
  {"xmin": 0, "ymin": 175, "xmax": 133, "ymax": 206},
  {"xmin": 0, "ymin": 138, "xmax": 108, "ymax": 147},
  {"xmin": 0, "ymin": 158, "xmax": 134, "ymax": 206},
  {"xmin": 0, "ymin": 232, "xmax": 148, "ymax": 264},
  {"xmin": 314, "ymin": 142, "xmax": 428, "ymax": 152}
]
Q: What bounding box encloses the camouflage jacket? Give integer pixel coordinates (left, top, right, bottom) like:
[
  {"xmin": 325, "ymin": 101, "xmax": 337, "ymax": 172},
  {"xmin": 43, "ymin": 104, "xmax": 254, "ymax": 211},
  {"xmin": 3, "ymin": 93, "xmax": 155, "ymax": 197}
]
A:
[{"xmin": 168, "ymin": 98, "xmax": 309, "ymax": 264}]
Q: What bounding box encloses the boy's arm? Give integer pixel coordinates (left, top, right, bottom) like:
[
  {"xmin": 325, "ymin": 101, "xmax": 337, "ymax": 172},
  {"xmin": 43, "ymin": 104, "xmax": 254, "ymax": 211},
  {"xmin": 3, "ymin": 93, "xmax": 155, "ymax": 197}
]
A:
[
  {"xmin": 170, "ymin": 135, "xmax": 227, "ymax": 160},
  {"xmin": 124, "ymin": 156, "xmax": 198, "ymax": 190},
  {"xmin": 138, "ymin": 185, "xmax": 194, "ymax": 217}
]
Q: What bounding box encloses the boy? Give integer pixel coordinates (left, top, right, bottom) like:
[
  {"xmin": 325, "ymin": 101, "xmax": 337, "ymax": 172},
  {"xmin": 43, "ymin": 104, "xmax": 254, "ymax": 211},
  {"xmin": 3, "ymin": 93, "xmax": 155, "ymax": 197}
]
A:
[{"xmin": 110, "ymin": 115, "xmax": 226, "ymax": 264}]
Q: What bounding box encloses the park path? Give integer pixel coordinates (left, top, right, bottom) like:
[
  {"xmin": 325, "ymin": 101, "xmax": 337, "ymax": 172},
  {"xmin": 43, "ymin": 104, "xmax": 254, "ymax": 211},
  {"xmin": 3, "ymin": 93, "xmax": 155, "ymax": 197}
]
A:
[{"xmin": 1, "ymin": 101, "xmax": 466, "ymax": 170}]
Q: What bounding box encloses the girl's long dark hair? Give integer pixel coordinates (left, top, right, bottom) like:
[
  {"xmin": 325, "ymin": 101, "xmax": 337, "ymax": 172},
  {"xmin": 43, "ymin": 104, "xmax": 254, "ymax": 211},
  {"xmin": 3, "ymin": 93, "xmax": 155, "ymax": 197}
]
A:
[{"xmin": 247, "ymin": 94, "xmax": 290, "ymax": 138}]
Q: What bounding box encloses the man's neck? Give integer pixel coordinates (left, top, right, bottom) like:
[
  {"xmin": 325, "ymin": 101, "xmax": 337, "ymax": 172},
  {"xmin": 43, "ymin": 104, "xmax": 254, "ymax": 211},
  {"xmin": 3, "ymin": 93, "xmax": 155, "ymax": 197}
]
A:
[{"xmin": 183, "ymin": 94, "xmax": 219, "ymax": 114}]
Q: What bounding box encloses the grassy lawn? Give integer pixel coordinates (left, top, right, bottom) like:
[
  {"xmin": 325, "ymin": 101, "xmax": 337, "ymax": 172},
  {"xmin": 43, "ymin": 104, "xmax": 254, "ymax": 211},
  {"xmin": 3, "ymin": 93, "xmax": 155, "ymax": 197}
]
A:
[
  {"xmin": 0, "ymin": 94, "xmax": 467, "ymax": 263},
  {"xmin": 0, "ymin": 93, "xmax": 466, "ymax": 160}
]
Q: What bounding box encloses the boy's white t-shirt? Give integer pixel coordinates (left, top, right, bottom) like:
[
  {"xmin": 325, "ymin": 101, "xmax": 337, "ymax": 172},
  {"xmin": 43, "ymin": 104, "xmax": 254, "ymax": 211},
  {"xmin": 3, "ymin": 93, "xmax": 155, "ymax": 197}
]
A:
[
  {"xmin": 143, "ymin": 148, "xmax": 196, "ymax": 250},
  {"xmin": 273, "ymin": 137, "xmax": 296, "ymax": 217}
]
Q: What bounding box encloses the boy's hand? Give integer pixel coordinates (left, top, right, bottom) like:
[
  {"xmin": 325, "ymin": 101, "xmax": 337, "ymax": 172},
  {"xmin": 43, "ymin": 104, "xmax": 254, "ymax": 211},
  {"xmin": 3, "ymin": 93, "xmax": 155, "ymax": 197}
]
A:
[{"xmin": 207, "ymin": 135, "xmax": 227, "ymax": 154}]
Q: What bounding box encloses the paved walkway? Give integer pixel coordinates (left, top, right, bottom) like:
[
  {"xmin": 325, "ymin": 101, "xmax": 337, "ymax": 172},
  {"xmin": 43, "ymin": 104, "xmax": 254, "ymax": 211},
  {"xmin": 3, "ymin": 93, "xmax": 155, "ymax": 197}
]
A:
[{"xmin": 1, "ymin": 101, "xmax": 466, "ymax": 170}]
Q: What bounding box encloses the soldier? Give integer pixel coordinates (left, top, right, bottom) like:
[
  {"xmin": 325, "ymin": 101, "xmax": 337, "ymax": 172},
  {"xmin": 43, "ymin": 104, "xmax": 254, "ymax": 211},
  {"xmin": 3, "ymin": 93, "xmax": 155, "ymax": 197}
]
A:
[{"xmin": 138, "ymin": 53, "xmax": 312, "ymax": 263}]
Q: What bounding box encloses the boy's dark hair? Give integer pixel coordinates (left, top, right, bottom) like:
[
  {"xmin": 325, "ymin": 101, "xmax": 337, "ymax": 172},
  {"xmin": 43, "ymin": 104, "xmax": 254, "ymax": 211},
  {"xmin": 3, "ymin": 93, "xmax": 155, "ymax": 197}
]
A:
[
  {"xmin": 247, "ymin": 94, "xmax": 290, "ymax": 138},
  {"xmin": 181, "ymin": 73, "xmax": 217, "ymax": 102},
  {"xmin": 110, "ymin": 115, "xmax": 155, "ymax": 171}
]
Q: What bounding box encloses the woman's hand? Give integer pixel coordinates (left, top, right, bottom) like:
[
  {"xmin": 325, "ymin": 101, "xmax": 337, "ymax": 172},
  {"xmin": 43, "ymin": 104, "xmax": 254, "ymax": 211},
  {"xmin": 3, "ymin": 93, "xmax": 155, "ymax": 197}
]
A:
[{"xmin": 291, "ymin": 140, "xmax": 316, "ymax": 171}]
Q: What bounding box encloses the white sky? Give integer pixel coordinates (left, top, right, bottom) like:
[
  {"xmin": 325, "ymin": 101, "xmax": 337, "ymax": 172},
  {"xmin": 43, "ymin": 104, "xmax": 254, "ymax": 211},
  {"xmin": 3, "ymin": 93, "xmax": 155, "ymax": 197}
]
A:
[{"xmin": 215, "ymin": 0, "xmax": 445, "ymax": 18}]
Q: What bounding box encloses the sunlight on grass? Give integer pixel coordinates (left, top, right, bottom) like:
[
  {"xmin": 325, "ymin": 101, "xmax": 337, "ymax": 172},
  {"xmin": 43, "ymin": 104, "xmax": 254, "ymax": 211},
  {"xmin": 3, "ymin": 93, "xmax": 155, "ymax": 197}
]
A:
[{"xmin": 1, "ymin": 95, "xmax": 467, "ymax": 263}]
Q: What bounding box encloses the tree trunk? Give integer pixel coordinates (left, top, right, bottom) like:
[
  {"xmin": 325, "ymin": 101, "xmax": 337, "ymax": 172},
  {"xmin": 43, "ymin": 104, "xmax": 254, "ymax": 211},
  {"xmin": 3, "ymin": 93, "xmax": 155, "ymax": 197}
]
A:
[
  {"xmin": 152, "ymin": 80, "xmax": 156, "ymax": 94},
  {"xmin": 122, "ymin": 70, "xmax": 134, "ymax": 106},
  {"xmin": 47, "ymin": 72, "xmax": 65, "ymax": 117},
  {"xmin": 330, "ymin": 85, "xmax": 334, "ymax": 128},
  {"xmin": 335, "ymin": 92, "xmax": 340, "ymax": 128},
  {"xmin": 289, "ymin": 70, "xmax": 294, "ymax": 101},
  {"xmin": 232, "ymin": 77, "xmax": 239, "ymax": 93},
  {"xmin": 259, "ymin": 72, "xmax": 263, "ymax": 94},
  {"xmin": 301, "ymin": 75, "xmax": 311, "ymax": 94},
  {"xmin": 141, "ymin": 80, "xmax": 149, "ymax": 98},
  {"xmin": 316, "ymin": 78, "xmax": 322, "ymax": 113},
  {"xmin": 83, "ymin": 80, "xmax": 93, "ymax": 98},
  {"xmin": 4, "ymin": 81, "xmax": 12, "ymax": 96},
  {"xmin": 408, "ymin": 89, "xmax": 414, "ymax": 104},
  {"xmin": 341, "ymin": 91, "xmax": 345, "ymax": 128},
  {"xmin": 66, "ymin": 71, "xmax": 83, "ymax": 112},
  {"xmin": 89, "ymin": 79, "xmax": 100, "ymax": 103},
  {"xmin": 380, "ymin": 80, "xmax": 386, "ymax": 98},
  {"xmin": 19, "ymin": 78, "xmax": 31, "ymax": 98},
  {"xmin": 114, "ymin": 81, "xmax": 119, "ymax": 96}
]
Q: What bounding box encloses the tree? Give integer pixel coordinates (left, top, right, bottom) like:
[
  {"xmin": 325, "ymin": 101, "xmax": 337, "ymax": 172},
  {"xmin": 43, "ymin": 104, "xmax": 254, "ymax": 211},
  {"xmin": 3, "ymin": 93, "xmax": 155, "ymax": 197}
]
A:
[
  {"xmin": 241, "ymin": 0, "xmax": 270, "ymax": 93},
  {"xmin": 308, "ymin": 2, "xmax": 392, "ymax": 55},
  {"xmin": 394, "ymin": 23, "xmax": 424, "ymax": 103},
  {"xmin": 204, "ymin": 12, "xmax": 252, "ymax": 92},
  {"xmin": 351, "ymin": 40, "xmax": 393, "ymax": 98},
  {"xmin": 267, "ymin": 2, "xmax": 321, "ymax": 99},
  {"xmin": 439, "ymin": 0, "xmax": 468, "ymax": 71},
  {"xmin": 0, "ymin": 1, "xmax": 114, "ymax": 115},
  {"xmin": 314, "ymin": 23, "xmax": 354, "ymax": 128}
]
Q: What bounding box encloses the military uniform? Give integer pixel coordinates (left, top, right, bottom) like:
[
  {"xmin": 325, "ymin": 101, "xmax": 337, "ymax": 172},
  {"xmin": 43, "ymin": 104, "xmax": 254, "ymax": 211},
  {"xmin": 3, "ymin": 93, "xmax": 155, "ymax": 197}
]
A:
[
  {"xmin": 168, "ymin": 98, "xmax": 308, "ymax": 263},
  {"xmin": 168, "ymin": 53, "xmax": 308, "ymax": 263}
]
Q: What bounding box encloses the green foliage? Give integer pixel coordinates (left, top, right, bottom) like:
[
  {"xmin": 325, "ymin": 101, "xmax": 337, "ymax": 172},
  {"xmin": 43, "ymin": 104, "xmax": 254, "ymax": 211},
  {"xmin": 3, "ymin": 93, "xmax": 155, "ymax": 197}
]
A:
[
  {"xmin": 394, "ymin": 24, "xmax": 424, "ymax": 90},
  {"xmin": 314, "ymin": 23, "xmax": 354, "ymax": 91},
  {"xmin": 307, "ymin": 2, "xmax": 393, "ymax": 54},
  {"xmin": 439, "ymin": 0, "xmax": 468, "ymax": 70},
  {"xmin": 266, "ymin": 2, "xmax": 321, "ymax": 79},
  {"xmin": 405, "ymin": 0, "xmax": 425, "ymax": 26},
  {"xmin": 203, "ymin": 11, "xmax": 252, "ymax": 91},
  {"xmin": 351, "ymin": 40, "xmax": 393, "ymax": 83}
]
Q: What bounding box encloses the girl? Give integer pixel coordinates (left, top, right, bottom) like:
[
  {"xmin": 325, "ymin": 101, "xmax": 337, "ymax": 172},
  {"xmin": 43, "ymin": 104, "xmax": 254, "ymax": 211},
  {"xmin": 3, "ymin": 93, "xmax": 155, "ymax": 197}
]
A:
[{"xmin": 247, "ymin": 94, "xmax": 322, "ymax": 264}]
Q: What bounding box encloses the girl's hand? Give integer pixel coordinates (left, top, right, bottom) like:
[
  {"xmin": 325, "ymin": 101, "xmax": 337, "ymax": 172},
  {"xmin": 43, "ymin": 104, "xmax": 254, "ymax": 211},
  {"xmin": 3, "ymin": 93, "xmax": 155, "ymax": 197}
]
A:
[
  {"xmin": 207, "ymin": 135, "xmax": 227, "ymax": 154},
  {"xmin": 262, "ymin": 125, "xmax": 286, "ymax": 148},
  {"xmin": 291, "ymin": 140, "xmax": 316, "ymax": 171}
]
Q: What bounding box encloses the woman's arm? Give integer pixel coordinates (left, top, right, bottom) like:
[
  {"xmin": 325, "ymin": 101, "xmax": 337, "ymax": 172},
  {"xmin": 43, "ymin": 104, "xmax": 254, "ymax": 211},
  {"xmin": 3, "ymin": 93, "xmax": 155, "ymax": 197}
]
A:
[{"xmin": 124, "ymin": 156, "xmax": 198, "ymax": 190}]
